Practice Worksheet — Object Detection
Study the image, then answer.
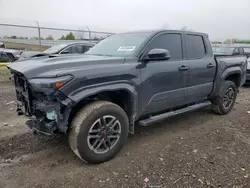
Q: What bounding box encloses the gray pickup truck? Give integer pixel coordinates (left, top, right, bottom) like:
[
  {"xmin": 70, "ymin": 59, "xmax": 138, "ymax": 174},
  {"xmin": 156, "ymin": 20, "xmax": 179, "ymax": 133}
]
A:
[{"xmin": 8, "ymin": 30, "xmax": 247, "ymax": 164}]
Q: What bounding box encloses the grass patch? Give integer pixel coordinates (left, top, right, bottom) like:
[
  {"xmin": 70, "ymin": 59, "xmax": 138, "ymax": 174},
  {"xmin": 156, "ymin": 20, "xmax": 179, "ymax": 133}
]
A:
[
  {"xmin": 4, "ymin": 42, "xmax": 49, "ymax": 51},
  {"xmin": 0, "ymin": 67, "xmax": 10, "ymax": 73}
]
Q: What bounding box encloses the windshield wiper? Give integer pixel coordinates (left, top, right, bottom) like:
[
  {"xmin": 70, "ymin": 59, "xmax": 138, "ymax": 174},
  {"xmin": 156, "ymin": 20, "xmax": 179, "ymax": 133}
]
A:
[{"xmin": 85, "ymin": 53, "xmax": 113, "ymax": 57}]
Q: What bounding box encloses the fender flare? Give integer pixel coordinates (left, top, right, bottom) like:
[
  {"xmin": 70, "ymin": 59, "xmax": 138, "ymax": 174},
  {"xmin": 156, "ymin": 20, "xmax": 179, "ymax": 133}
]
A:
[
  {"xmin": 221, "ymin": 67, "xmax": 242, "ymax": 80},
  {"xmin": 209, "ymin": 66, "xmax": 243, "ymax": 99},
  {"xmin": 68, "ymin": 81, "xmax": 138, "ymax": 134}
]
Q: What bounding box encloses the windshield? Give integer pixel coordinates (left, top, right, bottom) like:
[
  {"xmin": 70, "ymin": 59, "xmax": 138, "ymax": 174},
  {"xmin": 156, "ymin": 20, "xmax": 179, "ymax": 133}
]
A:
[
  {"xmin": 213, "ymin": 47, "xmax": 234, "ymax": 54},
  {"xmin": 85, "ymin": 33, "xmax": 150, "ymax": 57},
  {"xmin": 43, "ymin": 44, "xmax": 67, "ymax": 54}
]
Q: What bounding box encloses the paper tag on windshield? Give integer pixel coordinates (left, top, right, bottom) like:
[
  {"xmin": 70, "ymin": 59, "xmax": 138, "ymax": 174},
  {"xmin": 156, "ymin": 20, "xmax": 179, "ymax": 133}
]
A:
[{"xmin": 117, "ymin": 46, "xmax": 136, "ymax": 52}]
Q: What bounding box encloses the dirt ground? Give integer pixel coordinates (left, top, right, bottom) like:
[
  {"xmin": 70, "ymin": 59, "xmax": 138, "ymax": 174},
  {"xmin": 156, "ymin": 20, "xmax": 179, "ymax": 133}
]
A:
[{"xmin": 1, "ymin": 73, "xmax": 250, "ymax": 188}]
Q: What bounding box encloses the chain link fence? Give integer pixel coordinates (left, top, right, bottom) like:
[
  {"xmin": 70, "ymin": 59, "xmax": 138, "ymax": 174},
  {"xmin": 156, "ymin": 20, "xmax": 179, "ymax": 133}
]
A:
[
  {"xmin": 0, "ymin": 18, "xmax": 115, "ymax": 48},
  {"xmin": 211, "ymin": 43, "xmax": 250, "ymax": 48},
  {"xmin": 0, "ymin": 38, "xmax": 96, "ymax": 47}
]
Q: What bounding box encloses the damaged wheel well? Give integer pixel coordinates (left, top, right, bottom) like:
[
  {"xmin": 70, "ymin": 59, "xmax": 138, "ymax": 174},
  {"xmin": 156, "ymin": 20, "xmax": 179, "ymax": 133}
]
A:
[{"xmin": 68, "ymin": 90, "xmax": 135, "ymax": 132}]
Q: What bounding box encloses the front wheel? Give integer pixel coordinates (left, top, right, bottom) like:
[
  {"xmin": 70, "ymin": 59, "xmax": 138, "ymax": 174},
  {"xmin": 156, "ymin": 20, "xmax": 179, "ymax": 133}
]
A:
[
  {"xmin": 69, "ymin": 101, "xmax": 129, "ymax": 164},
  {"xmin": 211, "ymin": 81, "xmax": 237, "ymax": 115}
]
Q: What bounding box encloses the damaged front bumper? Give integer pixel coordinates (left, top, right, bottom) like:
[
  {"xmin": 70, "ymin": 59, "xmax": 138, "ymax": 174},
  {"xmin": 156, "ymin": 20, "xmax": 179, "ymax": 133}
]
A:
[
  {"xmin": 26, "ymin": 118, "xmax": 57, "ymax": 135},
  {"xmin": 13, "ymin": 73, "xmax": 75, "ymax": 135},
  {"xmin": 24, "ymin": 100, "xmax": 72, "ymax": 135}
]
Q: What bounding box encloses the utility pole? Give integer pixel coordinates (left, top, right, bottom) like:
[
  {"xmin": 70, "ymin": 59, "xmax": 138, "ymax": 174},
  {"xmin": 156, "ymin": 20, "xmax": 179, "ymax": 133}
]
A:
[{"xmin": 36, "ymin": 21, "xmax": 41, "ymax": 46}]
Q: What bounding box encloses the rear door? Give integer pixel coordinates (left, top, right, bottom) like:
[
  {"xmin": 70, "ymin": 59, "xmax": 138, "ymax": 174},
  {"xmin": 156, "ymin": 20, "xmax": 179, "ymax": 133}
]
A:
[{"xmin": 184, "ymin": 34, "xmax": 216, "ymax": 103}]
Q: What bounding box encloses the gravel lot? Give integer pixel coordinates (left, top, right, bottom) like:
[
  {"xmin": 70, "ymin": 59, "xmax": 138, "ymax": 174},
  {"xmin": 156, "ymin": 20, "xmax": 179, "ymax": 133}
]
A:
[{"xmin": 1, "ymin": 73, "xmax": 250, "ymax": 188}]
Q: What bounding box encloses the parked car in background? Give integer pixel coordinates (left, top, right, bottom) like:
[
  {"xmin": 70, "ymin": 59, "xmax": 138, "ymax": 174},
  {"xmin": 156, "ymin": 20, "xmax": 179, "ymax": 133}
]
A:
[
  {"xmin": 0, "ymin": 47, "xmax": 22, "ymax": 62},
  {"xmin": 8, "ymin": 30, "xmax": 247, "ymax": 163},
  {"xmin": 18, "ymin": 42, "xmax": 95, "ymax": 61},
  {"xmin": 213, "ymin": 46, "xmax": 248, "ymax": 56},
  {"xmin": 243, "ymin": 47, "xmax": 250, "ymax": 58},
  {"xmin": 0, "ymin": 51, "xmax": 9, "ymax": 62},
  {"xmin": 213, "ymin": 46, "xmax": 250, "ymax": 84},
  {"xmin": 0, "ymin": 42, "xmax": 5, "ymax": 48},
  {"xmin": 243, "ymin": 47, "xmax": 250, "ymax": 84}
]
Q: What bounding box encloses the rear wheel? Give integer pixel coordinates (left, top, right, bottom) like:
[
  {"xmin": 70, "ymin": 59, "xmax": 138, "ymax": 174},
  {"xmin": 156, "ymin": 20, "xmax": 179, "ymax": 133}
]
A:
[
  {"xmin": 69, "ymin": 101, "xmax": 129, "ymax": 164},
  {"xmin": 211, "ymin": 81, "xmax": 237, "ymax": 115}
]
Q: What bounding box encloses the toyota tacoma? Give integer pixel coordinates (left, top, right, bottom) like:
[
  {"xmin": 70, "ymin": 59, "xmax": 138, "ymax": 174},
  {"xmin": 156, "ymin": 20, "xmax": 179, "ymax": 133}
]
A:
[{"xmin": 8, "ymin": 30, "xmax": 247, "ymax": 164}]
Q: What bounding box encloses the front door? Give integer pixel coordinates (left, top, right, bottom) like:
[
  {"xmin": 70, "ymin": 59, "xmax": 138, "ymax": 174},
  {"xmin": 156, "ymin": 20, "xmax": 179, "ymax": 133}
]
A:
[{"xmin": 140, "ymin": 33, "xmax": 190, "ymax": 115}]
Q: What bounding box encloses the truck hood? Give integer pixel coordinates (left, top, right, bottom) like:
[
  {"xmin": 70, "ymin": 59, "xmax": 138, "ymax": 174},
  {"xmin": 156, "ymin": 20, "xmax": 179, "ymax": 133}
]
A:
[{"xmin": 8, "ymin": 54, "xmax": 125, "ymax": 79}]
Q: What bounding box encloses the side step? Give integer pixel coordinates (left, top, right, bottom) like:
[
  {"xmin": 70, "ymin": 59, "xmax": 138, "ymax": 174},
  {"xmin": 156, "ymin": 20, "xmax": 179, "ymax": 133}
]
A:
[{"xmin": 139, "ymin": 100, "xmax": 211, "ymax": 126}]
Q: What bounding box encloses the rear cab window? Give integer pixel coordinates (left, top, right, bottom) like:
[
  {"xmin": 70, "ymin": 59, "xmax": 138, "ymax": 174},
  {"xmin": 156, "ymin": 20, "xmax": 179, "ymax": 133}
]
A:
[{"xmin": 186, "ymin": 34, "xmax": 206, "ymax": 59}]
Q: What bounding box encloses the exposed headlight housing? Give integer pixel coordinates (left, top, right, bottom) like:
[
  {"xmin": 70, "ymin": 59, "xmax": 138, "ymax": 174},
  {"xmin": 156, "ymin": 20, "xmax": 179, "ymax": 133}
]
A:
[{"xmin": 29, "ymin": 75, "xmax": 73, "ymax": 93}]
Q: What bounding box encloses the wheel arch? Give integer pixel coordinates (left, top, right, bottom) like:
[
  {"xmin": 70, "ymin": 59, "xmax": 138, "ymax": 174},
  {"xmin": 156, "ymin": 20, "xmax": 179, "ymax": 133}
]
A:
[
  {"xmin": 221, "ymin": 67, "xmax": 242, "ymax": 87},
  {"xmin": 209, "ymin": 67, "xmax": 242, "ymax": 99},
  {"xmin": 68, "ymin": 83, "xmax": 138, "ymax": 134}
]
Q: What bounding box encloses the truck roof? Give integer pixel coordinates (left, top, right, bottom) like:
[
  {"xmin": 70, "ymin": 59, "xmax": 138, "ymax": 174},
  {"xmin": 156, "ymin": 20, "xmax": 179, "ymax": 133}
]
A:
[{"xmin": 120, "ymin": 29, "xmax": 208, "ymax": 37}]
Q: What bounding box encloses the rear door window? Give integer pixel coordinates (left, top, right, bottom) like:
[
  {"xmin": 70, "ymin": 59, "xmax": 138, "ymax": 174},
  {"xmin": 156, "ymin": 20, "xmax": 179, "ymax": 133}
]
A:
[{"xmin": 186, "ymin": 35, "xmax": 206, "ymax": 59}]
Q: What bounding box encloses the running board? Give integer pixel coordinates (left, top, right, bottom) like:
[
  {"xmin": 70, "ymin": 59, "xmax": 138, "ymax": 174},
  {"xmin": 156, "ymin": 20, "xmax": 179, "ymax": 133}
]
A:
[{"xmin": 139, "ymin": 101, "xmax": 211, "ymax": 126}]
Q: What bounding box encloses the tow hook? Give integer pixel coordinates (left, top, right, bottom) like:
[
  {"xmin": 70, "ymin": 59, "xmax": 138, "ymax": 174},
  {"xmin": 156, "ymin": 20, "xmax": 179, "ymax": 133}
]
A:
[
  {"xmin": 16, "ymin": 103, "xmax": 24, "ymax": 116},
  {"xmin": 16, "ymin": 108, "xmax": 24, "ymax": 116}
]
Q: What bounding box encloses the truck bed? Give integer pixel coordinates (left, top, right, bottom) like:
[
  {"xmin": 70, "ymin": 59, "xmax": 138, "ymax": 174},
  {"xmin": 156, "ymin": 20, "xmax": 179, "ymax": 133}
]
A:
[
  {"xmin": 213, "ymin": 54, "xmax": 247, "ymax": 89},
  {"xmin": 214, "ymin": 54, "xmax": 247, "ymax": 67}
]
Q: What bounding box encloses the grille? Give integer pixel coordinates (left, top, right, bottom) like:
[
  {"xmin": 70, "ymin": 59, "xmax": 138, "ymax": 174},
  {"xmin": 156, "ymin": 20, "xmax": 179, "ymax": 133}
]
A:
[{"xmin": 13, "ymin": 73, "xmax": 32, "ymax": 114}]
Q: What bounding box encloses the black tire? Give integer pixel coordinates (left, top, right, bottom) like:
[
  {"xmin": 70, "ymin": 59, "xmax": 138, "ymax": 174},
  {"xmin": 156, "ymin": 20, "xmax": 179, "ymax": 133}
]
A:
[
  {"xmin": 69, "ymin": 101, "xmax": 129, "ymax": 164},
  {"xmin": 211, "ymin": 80, "xmax": 237, "ymax": 115}
]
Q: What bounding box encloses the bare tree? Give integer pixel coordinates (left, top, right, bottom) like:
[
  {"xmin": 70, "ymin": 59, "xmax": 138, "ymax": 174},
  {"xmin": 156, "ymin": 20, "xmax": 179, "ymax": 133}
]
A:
[{"xmin": 180, "ymin": 26, "xmax": 192, "ymax": 31}]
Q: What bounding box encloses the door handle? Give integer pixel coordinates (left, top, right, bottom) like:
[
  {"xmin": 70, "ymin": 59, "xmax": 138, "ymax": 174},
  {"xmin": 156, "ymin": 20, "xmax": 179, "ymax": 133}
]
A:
[
  {"xmin": 207, "ymin": 63, "xmax": 215, "ymax": 68},
  {"xmin": 178, "ymin": 65, "xmax": 189, "ymax": 71}
]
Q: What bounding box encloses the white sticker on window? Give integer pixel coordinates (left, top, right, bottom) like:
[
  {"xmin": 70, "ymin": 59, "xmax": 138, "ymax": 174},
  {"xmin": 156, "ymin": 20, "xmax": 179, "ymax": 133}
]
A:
[{"xmin": 117, "ymin": 46, "xmax": 136, "ymax": 52}]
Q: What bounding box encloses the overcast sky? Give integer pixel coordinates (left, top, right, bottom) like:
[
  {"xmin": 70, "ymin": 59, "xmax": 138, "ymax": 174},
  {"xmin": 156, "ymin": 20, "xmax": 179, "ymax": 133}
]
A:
[{"xmin": 0, "ymin": 0, "xmax": 250, "ymax": 40}]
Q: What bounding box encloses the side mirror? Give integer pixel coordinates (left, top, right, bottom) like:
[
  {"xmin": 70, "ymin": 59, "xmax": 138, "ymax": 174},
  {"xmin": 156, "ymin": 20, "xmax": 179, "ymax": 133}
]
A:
[{"xmin": 144, "ymin": 48, "xmax": 170, "ymax": 61}]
